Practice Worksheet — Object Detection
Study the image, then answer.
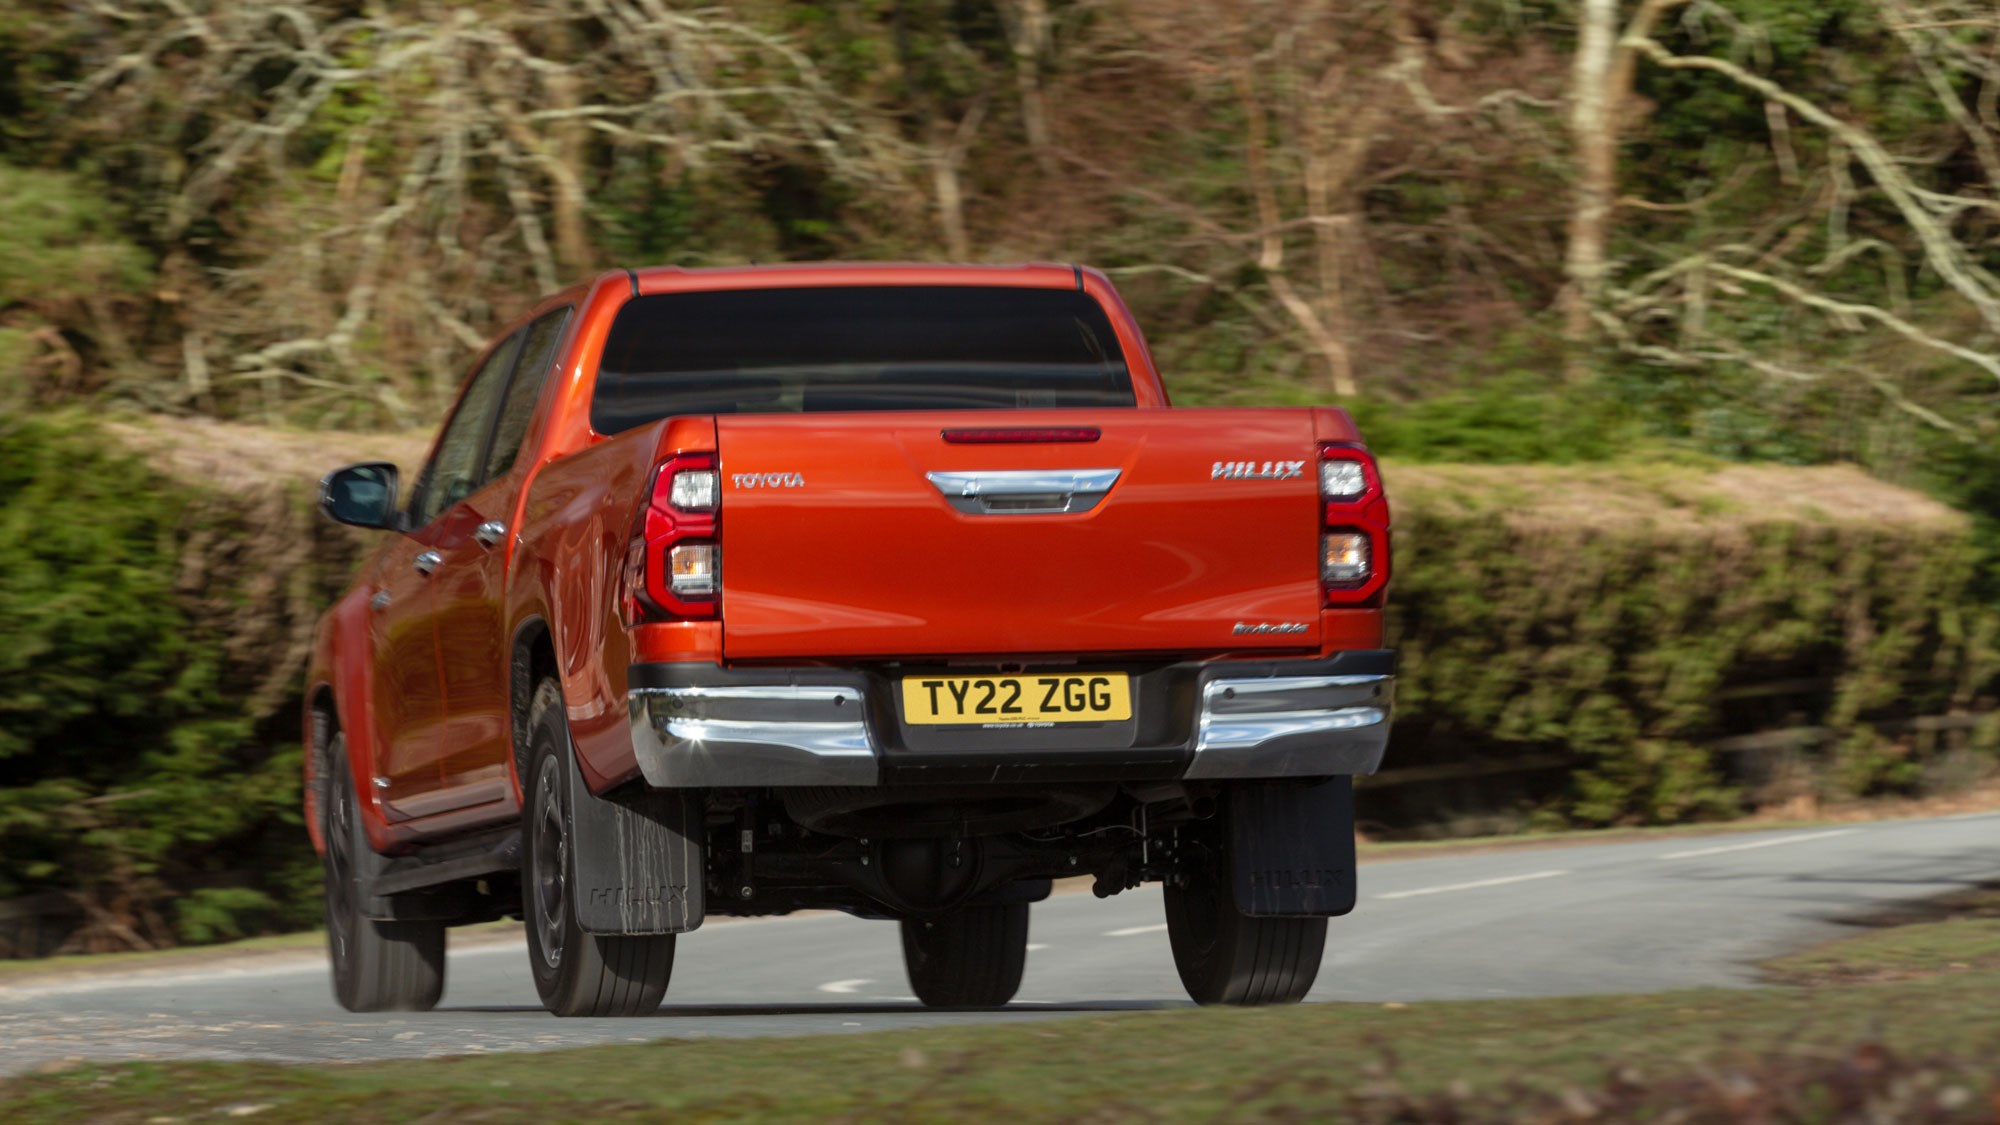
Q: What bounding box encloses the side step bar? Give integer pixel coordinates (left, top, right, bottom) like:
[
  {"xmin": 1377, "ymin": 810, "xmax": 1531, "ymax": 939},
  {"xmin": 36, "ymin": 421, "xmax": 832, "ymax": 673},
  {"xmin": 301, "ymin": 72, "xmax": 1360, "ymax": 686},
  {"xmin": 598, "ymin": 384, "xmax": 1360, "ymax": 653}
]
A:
[{"xmin": 366, "ymin": 827, "xmax": 521, "ymax": 898}]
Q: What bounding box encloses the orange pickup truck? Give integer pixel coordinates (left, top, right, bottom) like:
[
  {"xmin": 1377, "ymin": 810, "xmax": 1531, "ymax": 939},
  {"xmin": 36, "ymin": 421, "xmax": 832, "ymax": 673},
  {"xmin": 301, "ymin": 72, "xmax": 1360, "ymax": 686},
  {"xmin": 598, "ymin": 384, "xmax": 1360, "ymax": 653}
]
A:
[{"xmin": 306, "ymin": 263, "xmax": 1393, "ymax": 1017}]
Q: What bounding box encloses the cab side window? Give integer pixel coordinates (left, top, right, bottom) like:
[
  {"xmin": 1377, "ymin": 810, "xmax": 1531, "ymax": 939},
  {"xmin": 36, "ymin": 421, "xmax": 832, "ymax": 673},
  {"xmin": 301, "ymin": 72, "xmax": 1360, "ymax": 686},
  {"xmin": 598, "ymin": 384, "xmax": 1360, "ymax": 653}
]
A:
[
  {"xmin": 483, "ymin": 307, "xmax": 571, "ymax": 481},
  {"xmin": 410, "ymin": 333, "xmax": 523, "ymax": 528}
]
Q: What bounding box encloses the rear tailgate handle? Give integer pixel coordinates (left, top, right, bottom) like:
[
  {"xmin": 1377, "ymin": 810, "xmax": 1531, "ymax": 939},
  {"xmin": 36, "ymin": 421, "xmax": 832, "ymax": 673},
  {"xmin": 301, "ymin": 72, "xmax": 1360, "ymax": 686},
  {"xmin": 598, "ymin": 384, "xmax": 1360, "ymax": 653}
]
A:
[{"xmin": 926, "ymin": 469, "xmax": 1121, "ymax": 515}]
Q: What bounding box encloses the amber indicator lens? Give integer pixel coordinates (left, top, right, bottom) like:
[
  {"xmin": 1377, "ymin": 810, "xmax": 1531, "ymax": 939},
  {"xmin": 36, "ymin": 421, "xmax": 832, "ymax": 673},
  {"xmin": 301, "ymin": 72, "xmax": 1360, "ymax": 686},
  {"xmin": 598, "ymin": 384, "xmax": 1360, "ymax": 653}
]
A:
[
  {"xmin": 1323, "ymin": 533, "xmax": 1370, "ymax": 584},
  {"xmin": 669, "ymin": 542, "xmax": 718, "ymax": 596}
]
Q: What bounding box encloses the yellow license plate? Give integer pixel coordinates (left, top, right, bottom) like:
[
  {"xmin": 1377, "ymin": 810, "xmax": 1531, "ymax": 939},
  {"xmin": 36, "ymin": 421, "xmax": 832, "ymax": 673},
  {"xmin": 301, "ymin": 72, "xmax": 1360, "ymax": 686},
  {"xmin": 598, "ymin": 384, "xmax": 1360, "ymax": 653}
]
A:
[{"xmin": 901, "ymin": 674, "xmax": 1132, "ymax": 725}]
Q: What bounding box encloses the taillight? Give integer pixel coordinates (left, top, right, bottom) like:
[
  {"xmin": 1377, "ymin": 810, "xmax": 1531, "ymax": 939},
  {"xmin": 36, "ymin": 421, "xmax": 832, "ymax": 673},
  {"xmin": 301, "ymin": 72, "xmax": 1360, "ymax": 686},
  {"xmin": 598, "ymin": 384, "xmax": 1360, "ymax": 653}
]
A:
[
  {"xmin": 626, "ymin": 453, "xmax": 719, "ymax": 622},
  {"xmin": 1319, "ymin": 443, "xmax": 1389, "ymax": 605}
]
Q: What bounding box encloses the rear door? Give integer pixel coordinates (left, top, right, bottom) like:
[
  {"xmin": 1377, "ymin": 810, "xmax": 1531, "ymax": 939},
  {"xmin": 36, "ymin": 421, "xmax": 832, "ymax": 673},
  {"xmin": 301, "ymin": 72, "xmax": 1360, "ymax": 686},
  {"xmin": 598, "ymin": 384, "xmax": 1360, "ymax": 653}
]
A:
[
  {"xmin": 715, "ymin": 409, "xmax": 1323, "ymax": 660},
  {"xmin": 366, "ymin": 535, "xmax": 447, "ymax": 821},
  {"xmin": 374, "ymin": 330, "xmax": 520, "ymax": 820},
  {"xmin": 431, "ymin": 306, "xmax": 571, "ymax": 808}
]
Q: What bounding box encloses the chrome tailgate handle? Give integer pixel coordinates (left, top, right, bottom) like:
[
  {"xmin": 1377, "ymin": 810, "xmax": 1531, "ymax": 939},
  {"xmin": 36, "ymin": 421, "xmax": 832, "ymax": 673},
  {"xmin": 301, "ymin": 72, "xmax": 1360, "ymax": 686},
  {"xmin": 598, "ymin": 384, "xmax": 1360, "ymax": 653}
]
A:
[{"xmin": 926, "ymin": 468, "xmax": 1121, "ymax": 515}]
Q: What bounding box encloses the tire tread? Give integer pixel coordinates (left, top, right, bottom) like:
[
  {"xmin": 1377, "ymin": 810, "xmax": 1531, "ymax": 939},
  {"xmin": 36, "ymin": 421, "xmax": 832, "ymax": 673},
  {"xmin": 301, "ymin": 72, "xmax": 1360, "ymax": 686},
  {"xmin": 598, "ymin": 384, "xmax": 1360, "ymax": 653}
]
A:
[{"xmin": 901, "ymin": 904, "xmax": 1028, "ymax": 1007}]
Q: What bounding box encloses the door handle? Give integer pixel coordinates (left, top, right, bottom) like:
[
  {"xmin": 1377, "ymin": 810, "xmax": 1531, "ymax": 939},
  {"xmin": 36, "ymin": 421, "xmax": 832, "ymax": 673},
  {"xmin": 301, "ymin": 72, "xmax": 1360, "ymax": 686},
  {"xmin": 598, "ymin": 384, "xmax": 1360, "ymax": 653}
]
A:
[
  {"xmin": 414, "ymin": 550, "xmax": 443, "ymax": 577},
  {"xmin": 925, "ymin": 468, "xmax": 1123, "ymax": 515},
  {"xmin": 474, "ymin": 520, "xmax": 508, "ymax": 549}
]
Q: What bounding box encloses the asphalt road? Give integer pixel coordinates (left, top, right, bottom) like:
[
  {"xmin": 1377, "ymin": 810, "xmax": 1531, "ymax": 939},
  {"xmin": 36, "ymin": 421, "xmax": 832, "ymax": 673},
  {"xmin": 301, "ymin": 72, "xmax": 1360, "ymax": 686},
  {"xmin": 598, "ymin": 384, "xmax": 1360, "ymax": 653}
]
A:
[{"xmin": 2, "ymin": 811, "xmax": 1994, "ymax": 1074}]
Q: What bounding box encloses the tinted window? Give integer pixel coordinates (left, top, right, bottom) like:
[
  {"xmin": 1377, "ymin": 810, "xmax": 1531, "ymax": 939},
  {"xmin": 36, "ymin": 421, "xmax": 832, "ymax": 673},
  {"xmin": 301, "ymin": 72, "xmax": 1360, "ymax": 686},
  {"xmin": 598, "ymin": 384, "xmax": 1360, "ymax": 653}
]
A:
[
  {"xmin": 411, "ymin": 332, "xmax": 521, "ymax": 527},
  {"xmin": 592, "ymin": 287, "xmax": 1135, "ymax": 435},
  {"xmin": 483, "ymin": 307, "xmax": 571, "ymax": 480}
]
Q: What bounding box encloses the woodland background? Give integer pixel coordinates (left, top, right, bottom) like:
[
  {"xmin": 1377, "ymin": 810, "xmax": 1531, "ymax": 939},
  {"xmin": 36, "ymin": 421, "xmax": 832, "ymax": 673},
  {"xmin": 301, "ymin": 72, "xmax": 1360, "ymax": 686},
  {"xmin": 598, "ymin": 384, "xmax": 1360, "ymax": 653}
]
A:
[{"xmin": 1, "ymin": 0, "xmax": 1998, "ymax": 953}]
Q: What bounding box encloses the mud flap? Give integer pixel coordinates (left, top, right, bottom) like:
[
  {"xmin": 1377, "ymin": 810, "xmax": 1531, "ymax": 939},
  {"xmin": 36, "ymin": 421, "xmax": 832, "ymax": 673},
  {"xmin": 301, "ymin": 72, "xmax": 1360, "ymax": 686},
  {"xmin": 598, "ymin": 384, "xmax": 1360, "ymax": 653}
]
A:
[
  {"xmin": 566, "ymin": 750, "xmax": 707, "ymax": 936},
  {"xmin": 1228, "ymin": 776, "xmax": 1358, "ymax": 917}
]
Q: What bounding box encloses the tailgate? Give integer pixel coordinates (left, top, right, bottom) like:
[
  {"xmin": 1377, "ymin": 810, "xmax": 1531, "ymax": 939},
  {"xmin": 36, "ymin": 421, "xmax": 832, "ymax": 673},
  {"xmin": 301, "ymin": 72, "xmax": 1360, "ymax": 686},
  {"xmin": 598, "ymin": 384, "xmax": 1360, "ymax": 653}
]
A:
[{"xmin": 716, "ymin": 409, "xmax": 1324, "ymax": 660}]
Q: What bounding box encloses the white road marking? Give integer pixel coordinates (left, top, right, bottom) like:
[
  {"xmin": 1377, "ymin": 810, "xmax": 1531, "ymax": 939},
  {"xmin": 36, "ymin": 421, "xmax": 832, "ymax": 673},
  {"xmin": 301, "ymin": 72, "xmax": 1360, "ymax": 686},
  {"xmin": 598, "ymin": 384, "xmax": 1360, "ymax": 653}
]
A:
[
  {"xmin": 1660, "ymin": 829, "xmax": 1856, "ymax": 860},
  {"xmin": 1104, "ymin": 923, "xmax": 1168, "ymax": 937},
  {"xmin": 816, "ymin": 979, "xmax": 871, "ymax": 994},
  {"xmin": 1376, "ymin": 870, "xmax": 1570, "ymax": 900}
]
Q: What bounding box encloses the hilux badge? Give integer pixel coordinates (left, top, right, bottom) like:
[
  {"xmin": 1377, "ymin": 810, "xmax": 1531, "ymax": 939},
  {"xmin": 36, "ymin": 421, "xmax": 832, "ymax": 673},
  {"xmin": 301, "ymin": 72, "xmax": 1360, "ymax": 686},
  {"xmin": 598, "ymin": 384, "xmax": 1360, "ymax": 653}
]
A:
[
  {"xmin": 1234, "ymin": 622, "xmax": 1309, "ymax": 635},
  {"xmin": 1212, "ymin": 460, "xmax": 1306, "ymax": 481}
]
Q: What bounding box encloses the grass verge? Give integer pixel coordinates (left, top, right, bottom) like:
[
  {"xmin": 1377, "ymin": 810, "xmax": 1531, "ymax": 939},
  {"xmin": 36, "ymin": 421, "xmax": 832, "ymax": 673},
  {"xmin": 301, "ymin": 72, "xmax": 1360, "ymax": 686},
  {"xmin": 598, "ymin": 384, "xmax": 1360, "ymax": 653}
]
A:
[
  {"xmin": 4, "ymin": 893, "xmax": 1997, "ymax": 1122},
  {"xmin": 1764, "ymin": 884, "xmax": 2000, "ymax": 985}
]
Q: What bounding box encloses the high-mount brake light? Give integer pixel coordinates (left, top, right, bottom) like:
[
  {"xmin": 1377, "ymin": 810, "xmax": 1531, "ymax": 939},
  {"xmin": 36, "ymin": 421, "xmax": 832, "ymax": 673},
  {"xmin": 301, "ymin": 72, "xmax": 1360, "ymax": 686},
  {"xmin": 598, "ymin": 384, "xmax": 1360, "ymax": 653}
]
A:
[
  {"xmin": 941, "ymin": 427, "xmax": 1102, "ymax": 444},
  {"xmin": 1317, "ymin": 443, "xmax": 1390, "ymax": 606},
  {"xmin": 624, "ymin": 452, "xmax": 719, "ymax": 622}
]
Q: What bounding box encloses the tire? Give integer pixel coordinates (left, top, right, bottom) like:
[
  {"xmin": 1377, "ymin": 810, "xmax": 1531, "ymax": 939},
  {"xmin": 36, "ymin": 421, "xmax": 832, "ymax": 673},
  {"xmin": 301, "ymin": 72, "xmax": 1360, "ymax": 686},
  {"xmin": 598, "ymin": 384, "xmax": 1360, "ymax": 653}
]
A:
[
  {"xmin": 1164, "ymin": 846, "xmax": 1326, "ymax": 1007},
  {"xmin": 322, "ymin": 733, "xmax": 445, "ymax": 1013},
  {"xmin": 522, "ymin": 679, "xmax": 676, "ymax": 1017},
  {"xmin": 900, "ymin": 903, "xmax": 1029, "ymax": 1007}
]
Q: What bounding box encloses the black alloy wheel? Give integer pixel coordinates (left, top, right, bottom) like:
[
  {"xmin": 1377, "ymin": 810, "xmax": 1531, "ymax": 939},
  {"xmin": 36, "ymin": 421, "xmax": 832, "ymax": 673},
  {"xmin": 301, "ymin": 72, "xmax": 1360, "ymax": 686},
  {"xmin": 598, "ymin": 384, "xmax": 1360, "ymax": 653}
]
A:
[
  {"xmin": 522, "ymin": 679, "xmax": 676, "ymax": 1017},
  {"xmin": 323, "ymin": 732, "xmax": 445, "ymax": 1012}
]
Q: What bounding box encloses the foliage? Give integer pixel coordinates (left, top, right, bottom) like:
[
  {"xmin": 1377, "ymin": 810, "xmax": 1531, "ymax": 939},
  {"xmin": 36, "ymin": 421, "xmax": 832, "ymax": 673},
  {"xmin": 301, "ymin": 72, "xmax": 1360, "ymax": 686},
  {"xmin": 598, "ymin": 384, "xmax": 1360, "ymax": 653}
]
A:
[
  {"xmin": 0, "ymin": 166, "xmax": 149, "ymax": 309},
  {"xmin": 0, "ymin": 162, "xmax": 152, "ymax": 401},
  {"xmin": 0, "ymin": 0, "xmax": 1988, "ymax": 468},
  {"xmin": 1383, "ymin": 466, "xmax": 2000, "ymax": 828},
  {"xmin": 0, "ymin": 413, "xmax": 320, "ymax": 949},
  {"xmin": 1347, "ymin": 373, "xmax": 1647, "ymax": 464}
]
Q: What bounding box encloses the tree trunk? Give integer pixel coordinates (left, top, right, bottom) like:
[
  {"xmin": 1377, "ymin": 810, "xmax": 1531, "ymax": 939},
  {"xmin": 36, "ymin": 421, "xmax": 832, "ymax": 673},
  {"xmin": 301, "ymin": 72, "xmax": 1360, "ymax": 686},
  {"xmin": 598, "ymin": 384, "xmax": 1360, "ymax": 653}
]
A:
[
  {"xmin": 1001, "ymin": 0, "xmax": 1053, "ymax": 168},
  {"xmin": 1562, "ymin": 0, "xmax": 1621, "ymax": 354}
]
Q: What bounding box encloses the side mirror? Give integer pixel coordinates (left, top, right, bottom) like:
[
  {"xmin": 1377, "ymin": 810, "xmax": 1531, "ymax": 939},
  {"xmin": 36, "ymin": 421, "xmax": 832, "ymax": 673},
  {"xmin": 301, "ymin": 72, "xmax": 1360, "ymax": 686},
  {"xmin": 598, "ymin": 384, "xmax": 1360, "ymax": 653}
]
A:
[{"xmin": 320, "ymin": 462, "xmax": 401, "ymax": 530}]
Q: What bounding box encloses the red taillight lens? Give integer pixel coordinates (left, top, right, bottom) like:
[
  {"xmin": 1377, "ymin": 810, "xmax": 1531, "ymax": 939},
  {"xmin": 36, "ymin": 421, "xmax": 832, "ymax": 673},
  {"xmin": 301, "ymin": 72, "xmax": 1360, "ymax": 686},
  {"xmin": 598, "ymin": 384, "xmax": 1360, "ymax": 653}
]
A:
[
  {"xmin": 626, "ymin": 452, "xmax": 719, "ymax": 622},
  {"xmin": 1319, "ymin": 443, "xmax": 1389, "ymax": 606}
]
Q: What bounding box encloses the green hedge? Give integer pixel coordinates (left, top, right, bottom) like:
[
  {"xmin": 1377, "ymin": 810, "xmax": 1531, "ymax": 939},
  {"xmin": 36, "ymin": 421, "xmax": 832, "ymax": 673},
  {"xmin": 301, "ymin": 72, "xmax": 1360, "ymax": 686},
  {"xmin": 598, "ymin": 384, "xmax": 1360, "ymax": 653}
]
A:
[
  {"xmin": 0, "ymin": 413, "xmax": 363, "ymax": 952},
  {"xmin": 1382, "ymin": 463, "xmax": 2000, "ymax": 830}
]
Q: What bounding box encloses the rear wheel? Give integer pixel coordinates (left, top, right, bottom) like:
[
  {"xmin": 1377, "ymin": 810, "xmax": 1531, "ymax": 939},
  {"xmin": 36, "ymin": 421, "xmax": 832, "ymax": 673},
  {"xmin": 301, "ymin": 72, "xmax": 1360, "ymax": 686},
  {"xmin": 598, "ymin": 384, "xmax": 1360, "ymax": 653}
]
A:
[
  {"xmin": 900, "ymin": 903, "xmax": 1029, "ymax": 1007},
  {"xmin": 522, "ymin": 680, "xmax": 676, "ymax": 1017},
  {"xmin": 322, "ymin": 733, "xmax": 445, "ymax": 1013},
  {"xmin": 1164, "ymin": 843, "xmax": 1326, "ymax": 1006}
]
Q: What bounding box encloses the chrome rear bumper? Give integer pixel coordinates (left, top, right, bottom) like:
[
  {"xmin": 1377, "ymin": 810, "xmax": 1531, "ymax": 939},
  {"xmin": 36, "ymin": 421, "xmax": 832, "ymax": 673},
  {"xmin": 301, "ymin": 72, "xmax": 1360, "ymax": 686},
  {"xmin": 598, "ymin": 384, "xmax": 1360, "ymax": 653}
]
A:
[
  {"xmin": 631, "ymin": 683, "xmax": 878, "ymax": 788},
  {"xmin": 627, "ymin": 652, "xmax": 1393, "ymax": 789},
  {"xmin": 1189, "ymin": 673, "xmax": 1391, "ymax": 779}
]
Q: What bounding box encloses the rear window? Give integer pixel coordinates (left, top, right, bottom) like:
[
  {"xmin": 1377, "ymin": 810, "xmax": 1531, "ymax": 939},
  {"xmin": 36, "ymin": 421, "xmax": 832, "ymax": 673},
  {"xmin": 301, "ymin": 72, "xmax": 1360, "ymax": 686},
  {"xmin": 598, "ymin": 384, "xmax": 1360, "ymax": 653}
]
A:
[{"xmin": 591, "ymin": 286, "xmax": 1135, "ymax": 434}]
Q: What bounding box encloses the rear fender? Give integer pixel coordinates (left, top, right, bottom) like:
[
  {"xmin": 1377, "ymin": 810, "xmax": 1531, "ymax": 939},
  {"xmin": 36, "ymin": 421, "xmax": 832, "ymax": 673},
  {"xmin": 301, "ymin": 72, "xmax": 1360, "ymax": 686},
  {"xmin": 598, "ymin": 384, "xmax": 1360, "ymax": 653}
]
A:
[
  {"xmin": 303, "ymin": 585, "xmax": 395, "ymax": 856},
  {"xmin": 513, "ymin": 415, "xmax": 717, "ymax": 793}
]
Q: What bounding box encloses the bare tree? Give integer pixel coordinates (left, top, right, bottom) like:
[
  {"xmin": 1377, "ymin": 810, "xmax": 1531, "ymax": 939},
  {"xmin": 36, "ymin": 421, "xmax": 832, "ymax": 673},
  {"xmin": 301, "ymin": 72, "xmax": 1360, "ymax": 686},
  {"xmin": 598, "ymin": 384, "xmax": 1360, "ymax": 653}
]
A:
[
  {"xmin": 1591, "ymin": 1, "xmax": 2000, "ymax": 434},
  {"xmin": 998, "ymin": 0, "xmax": 1055, "ymax": 168},
  {"xmin": 1056, "ymin": 0, "xmax": 1563, "ymax": 399},
  {"xmin": 57, "ymin": 0, "xmax": 921, "ymax": 422}
]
